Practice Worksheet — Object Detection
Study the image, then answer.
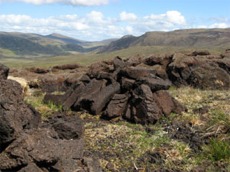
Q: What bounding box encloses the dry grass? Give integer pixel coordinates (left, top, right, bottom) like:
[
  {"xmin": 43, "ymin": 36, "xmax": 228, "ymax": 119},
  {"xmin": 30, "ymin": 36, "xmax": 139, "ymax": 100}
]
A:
[
  {"xmin": 23, "ymin": 82, "xmax": 230, "ymax": 171},
  {"xmin": 82, "ymin": 87, "xmax": 230, "ymax": 171}
]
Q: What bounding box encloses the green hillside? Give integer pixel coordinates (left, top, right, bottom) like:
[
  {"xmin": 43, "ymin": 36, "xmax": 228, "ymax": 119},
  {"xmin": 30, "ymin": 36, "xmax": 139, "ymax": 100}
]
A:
[
  {"xmin": 100, "ymin": 28, "xmax": 230, "ymax": 53},
  {"xmin": 0, "ymin": 32, "xmax": 109, "ymax": 57}
]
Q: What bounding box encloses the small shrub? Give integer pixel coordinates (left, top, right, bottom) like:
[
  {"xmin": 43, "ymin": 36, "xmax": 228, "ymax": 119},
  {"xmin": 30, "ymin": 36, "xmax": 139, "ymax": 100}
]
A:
[
  {"xmin": 46, "ymin": 101, "xmax": 63, "ymax": 111},
  {"xmin": 25, "ymin": 93, "xmax": 62, "ymax": 119}
]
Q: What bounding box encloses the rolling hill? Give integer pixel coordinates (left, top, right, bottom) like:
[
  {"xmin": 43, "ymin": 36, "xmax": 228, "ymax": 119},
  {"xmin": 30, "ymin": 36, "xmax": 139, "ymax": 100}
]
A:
[
  {"xmin": 0, "ymin": 32, "xmax": 110, "ymax": 57},
  {"xmin": 100, "ymin": 28, "xmax": 230, "ymax": 53},
  {"xmin": 1, "ymin": 28, "xmax": 230, "ymax": 58}
]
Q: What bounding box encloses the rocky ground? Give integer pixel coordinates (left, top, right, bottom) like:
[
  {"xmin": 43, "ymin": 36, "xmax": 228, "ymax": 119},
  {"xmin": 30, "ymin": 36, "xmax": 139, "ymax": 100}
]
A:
[
  {"xmin": 82, "ymin": 87, "xmax": 230, "ymax": 171},
  {"xmin": 0, "ymin": 64, "xmax": 101, "ymax": 171},
  {"xmin": 1, "ymin": 50, "xmax": 230, "ymax": 171},
  {"xmin": 21, "ymin": 86, "xmax": 230, "ymax": 172}
]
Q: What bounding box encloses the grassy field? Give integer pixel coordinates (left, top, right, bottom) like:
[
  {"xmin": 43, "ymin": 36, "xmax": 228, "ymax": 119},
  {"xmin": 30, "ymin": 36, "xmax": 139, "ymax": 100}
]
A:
[
  {"xmin": 1, "ymin": 45, "xmax": 226, "ymax": 68},
  {"xmin": 0, "ymin": 48, "xmax": 16, "ymax": 57}
]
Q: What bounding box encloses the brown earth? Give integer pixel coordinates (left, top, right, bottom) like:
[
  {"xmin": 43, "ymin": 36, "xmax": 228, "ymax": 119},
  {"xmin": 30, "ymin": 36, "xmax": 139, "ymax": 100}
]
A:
[
  {"xmin": 0, "ymin": 64, "xmax": 101, "ymax": 172},
  {"xmin": 1, "ymin": 49, "xmax": 230, "ymax": 171}
]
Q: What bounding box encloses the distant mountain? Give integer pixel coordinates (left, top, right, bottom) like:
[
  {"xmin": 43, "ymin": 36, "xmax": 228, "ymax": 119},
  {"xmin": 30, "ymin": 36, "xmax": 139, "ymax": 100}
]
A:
[
  {"xmin": 99, "ymin": 35, "xmax": 138, "ymax": 52},
  {"xmin": 46, "ymin": 33, "xmax": 86, "ymax": 45},
  {"xmin": 100, "ymin": 28, "xmax": 230, "ymax": 53},
  {"xmin": 1, "ymin": 29, "xmax": 230, "ymax": 57},
  {"xmin": 0, "ymin": 32, "xmax": 113, "ymax": 57},
  {"xmin": 0, "ymin": 32, "xmax": 63, "ymax": 56}
]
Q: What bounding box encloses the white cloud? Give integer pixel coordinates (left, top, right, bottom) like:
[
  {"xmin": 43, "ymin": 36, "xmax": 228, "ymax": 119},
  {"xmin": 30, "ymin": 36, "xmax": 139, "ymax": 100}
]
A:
[
  {"xmin": 0, "ymin": 0, "xmax": 109, "ymax": 6},
  {"xmin": 195, "ymin": 22, "xmax": 230, "ymax": 29},
  {"xmin": 0, "ymin": 11, "xmax": 188, "ymax": 40},
  {"xmin": 62, "ymin": 14, "xmax": 78, "ymax": 20},
  {"xmin": 0, "ymin": 14, "xmax": 32, "ymax": 24},
  {"xmin": 139, "ymin": 10, "xmax": 187, "ymax": 34},
  {"xmin": 87, "ymin": 11, "xmax": 105, "ymax": 23},
  {"xmin": 120, "ymin": 11, "xmax": 137, "ymax": 21},
  {"xmin": 125, "ymin": 26, "xmax": 133, "ymax": 34},
  {"xmin": 165, "ymin": 11, "xmax": 186, "ymax": 25},
  {"xmin": 68, "ymin": 0, "xmax": 108, "ymax": 6},
  {"xmin": 144, "ymin": 10, "xmax": 186, "ymax": 27},
  {"xmin": 0, "ymin": 14, "xmax": 89, "ymax": 35},
  {"xmin": 72, "ymin": 22, "xmax": 89, "ymax": 30},
  {"xmin": 0, "ymin": 10, "xmax": 229, "ymax": 41},
  {"xmin": 209, "ymin": 23, "xmax": 229, "ymax": 28}
]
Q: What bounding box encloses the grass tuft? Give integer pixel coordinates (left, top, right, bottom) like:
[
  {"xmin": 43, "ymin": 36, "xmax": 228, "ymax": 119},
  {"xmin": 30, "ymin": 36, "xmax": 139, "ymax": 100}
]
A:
[
  {"xmin": 25, "ymin": 90, "xmax": 62, "ymax": 119},
  {"xmin": 203, "ymin": 138, "xmax": 230, "ymax": 161}
]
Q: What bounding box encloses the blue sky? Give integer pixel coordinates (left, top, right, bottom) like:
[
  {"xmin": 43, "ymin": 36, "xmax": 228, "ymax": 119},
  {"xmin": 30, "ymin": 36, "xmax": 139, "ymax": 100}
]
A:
[{"xmin": 0, "ymin": 0, "xmax": 229, "ymax": 41}]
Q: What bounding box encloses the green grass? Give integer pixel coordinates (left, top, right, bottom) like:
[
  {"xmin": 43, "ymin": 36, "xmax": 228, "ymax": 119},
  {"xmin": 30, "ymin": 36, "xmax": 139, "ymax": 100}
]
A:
[
  {"xmin": 46, "ymin": 101, "xmax": 63, "ymax": 112},
  {"xmin": 206, "ymin": 138, "xmax": 230, "ymax": 161},
  {"xmin": 208, "ymin": 109, "xmax": 230, "ymax": 126},
  {"xmin": 0, "ymin": 48, "xmax": 16, "ymax": 56},
  {"xmin": 25, "ymin": 90, "xmax": 63, "ymax": 119},
  {"xmin": 1, "ymin": 45, "xmax": 226, "ymax": 69}
]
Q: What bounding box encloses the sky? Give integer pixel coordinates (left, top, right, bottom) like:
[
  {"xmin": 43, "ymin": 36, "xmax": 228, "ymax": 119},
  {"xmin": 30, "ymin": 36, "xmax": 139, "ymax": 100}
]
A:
[{"xmin": 0, "ymin": 0, "xmax": 230, "ymax": 41}]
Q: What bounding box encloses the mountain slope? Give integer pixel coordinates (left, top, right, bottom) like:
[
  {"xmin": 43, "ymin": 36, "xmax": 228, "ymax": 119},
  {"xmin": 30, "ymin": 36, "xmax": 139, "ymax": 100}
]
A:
[
  {"xmin": 1, "ymin": 28, "xmax": 230, "ymax": 57},
  {"xmin": 45, "ymin": 33, "xmax": 85, "ymax": 45},
  {"xmin": 100, "ymin": 28, "xmax": 230, "ymax": 53},
  {"xmin": 0, "ymin": 32, "xmax": 64, "ymax": 56},
  {"xmin": 0, "ymin": 32, "xmax": 112, "ymax": 57},
  {"xmin": 99, "ymin": 35, "xmax": 138, "ymax": 52}
]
